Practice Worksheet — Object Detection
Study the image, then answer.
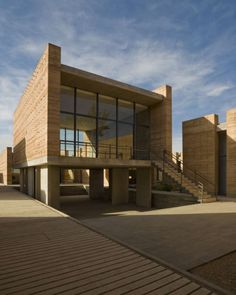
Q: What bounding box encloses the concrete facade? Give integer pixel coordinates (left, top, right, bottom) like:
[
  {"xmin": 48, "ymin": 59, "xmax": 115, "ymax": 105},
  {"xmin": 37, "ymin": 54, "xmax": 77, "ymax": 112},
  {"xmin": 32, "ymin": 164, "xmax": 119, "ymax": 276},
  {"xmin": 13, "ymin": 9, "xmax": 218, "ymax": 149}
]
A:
[
  {"xmin": 12, "ymin": 43, "xmax": 172, "ymax": 208},
  {"xmin": 0, "ymin": 147, "xmax": 13, "ymax": 185},
  {"xmin": 183, "ymin": 109, "xmax": 236, "ymax": 198}
]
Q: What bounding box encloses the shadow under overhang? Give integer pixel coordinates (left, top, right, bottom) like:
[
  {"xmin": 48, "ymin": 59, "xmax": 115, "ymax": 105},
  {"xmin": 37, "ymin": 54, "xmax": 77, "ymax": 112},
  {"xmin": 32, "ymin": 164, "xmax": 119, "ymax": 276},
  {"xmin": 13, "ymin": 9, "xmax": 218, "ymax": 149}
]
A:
[{"xmin": 61, "ymin": 65, "xmax": 163, "ymax": 106}]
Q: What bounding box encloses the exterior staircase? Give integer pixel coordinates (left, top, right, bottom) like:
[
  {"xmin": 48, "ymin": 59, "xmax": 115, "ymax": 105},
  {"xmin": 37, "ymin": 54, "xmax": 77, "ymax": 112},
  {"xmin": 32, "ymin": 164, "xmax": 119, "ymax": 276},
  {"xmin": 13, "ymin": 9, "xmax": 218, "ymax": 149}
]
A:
[{"xmin": 152, "ymin": 151, "xmax": 217, "ymax": 203}]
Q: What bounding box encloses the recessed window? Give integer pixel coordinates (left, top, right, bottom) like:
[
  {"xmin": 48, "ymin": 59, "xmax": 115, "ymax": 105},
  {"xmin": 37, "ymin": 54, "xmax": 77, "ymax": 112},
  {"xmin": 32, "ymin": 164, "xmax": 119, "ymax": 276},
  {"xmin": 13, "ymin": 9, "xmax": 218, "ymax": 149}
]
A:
[
  {"xmin": 98, "ymin": 95, "xmax": 116, "ymax": 120},
  {"xmin": 76, "ymin": 89, "xmax": 96, "ymax": 117},
  {"xmin": 60, "ymin": 86, "xmax": 74, "ymax": 113}
]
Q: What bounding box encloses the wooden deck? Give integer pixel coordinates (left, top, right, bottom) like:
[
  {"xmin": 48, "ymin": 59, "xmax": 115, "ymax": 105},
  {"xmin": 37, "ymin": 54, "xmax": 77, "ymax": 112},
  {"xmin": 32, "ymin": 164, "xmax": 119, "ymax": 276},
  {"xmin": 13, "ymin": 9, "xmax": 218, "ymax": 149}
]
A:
[{"xmin": 0, "ymin": 186, "xmax": 221, "ymax": 294}]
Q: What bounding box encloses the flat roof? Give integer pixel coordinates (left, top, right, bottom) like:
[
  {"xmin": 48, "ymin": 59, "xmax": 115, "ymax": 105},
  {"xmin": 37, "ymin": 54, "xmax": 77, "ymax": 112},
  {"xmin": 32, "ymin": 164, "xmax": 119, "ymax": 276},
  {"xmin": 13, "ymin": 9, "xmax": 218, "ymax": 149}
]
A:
[{"xmin": 61, "ymin": 65, "xmax": 163, "ymax": 106}]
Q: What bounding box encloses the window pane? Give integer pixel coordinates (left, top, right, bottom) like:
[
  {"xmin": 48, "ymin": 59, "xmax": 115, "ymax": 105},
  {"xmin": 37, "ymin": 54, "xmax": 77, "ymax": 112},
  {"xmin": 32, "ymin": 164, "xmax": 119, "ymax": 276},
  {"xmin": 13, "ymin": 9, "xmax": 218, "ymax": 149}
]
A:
[
  {"xmin": 60, "ymin": 113, "xmax": 74, "ymax": 157},
  {"xmin": 60, "ymin": 86, "xmax": 74, "ymax": 113},
  {"xmin": 135, "ymin": 125, "xmax": 150, "ymax": 160},
  {"xmin": 118, "ymin": 99, "xmax": 134, "ymax": 123},
  {"xmin": 135, "ymin": 104, "xmax": 150, "ymax": 126},
  {"xmin": 76, "ymin": 116, "xmax": 96, "ymax": 158},
  {"xmin": 118, "ymin": 123, "xmax": 133, "ymax": 160},
  {"xmin": 98, "ymin": 120, "xmax": 116, "ymax": 159},
  {"xmin": 76, "ymin": 89, "xmax": 97, "ymax": 117},
  {"xmin": 99, "ymin": 95, "xmax": 116, "ymax": 120}
]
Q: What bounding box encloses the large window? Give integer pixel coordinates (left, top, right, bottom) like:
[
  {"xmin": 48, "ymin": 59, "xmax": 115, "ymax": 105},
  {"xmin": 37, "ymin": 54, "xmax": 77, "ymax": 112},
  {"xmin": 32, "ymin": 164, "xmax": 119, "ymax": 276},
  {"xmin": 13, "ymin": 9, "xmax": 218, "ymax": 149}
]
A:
[{"xmin": 60, "ymin": 85, "xmax": 150, "ymax": 160}]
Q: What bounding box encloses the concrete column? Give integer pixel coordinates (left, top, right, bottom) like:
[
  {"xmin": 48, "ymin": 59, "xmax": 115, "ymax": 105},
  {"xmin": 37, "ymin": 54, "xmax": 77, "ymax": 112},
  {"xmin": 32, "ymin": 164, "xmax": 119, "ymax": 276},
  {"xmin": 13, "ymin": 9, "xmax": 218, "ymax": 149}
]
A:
[
  {"xmin": 111, "ymin": 168, "xmax": 129, "ymax": 205},
  {"xmin": 27, "ymin": 167, "xmax": 35, "ymax": 197},
  {"xmin": 136, "ymin": 167, "xmax": 152, "ymax": 208},
  {"xmin": 40, "ymin": 165, "xmax": 60, "ymax": 209},
  {"xmin": 19, "ymin": 169, "xmax": 24, "ymax": 193},
  {"xmin": 34, "ymin": 167, "xmax": 41, "ymax": 200},
  {"xmin": 151, "ymin": 85, "xmax": 172, "ymax": 158},
  {"xmin": 226, "ymin": 109, "xmax": 236, "ymax": 197},
  {"xmin": 89, "ymin": 168, "xmax": 104, "ymax": 199}
]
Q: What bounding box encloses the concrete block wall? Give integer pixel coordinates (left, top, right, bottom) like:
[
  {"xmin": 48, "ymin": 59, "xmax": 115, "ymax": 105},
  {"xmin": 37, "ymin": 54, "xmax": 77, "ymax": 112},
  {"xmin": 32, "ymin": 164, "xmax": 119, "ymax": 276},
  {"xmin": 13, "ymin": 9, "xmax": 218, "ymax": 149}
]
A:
[
  {"xmin": 150, "ymin": 85, "xmax": 172, "ymax": 158},
  {"xmin": 226, "ymin": 109, "xmax": 236, "ymax": 197},
  {"xmin": 182, "ymin": 114, "xmax": 218, "ymax": 194},
  {"xmin": 13, "ymin": 44, "xmax": 61, "ymax": 166},
  {"xmin": 0, "ymin": 147, "xmax": 13, "ymax": 185}
]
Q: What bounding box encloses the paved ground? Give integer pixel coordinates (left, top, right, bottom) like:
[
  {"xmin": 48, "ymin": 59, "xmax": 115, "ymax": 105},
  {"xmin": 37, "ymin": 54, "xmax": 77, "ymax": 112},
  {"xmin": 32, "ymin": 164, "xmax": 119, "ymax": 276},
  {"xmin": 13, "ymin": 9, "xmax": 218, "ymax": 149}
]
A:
[
  {"xmin": 61, "ymin": 195, "xmax": 236, "ymax": 271},
  {"xmin": 191, "ymin": 251, "xmax": 236, "ymax": 294},
  {"xmin": 0, "ymin": 187, "xmax": 220, "ymax": 295}
]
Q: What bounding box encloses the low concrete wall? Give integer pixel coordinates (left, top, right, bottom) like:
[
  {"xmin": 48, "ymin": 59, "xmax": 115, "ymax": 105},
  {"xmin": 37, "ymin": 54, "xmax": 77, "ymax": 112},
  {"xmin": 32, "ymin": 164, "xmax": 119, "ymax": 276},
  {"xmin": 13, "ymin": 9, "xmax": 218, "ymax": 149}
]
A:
[
  {"xmin": 152, "ymin": 190, "xmax": 198, "ymax": 209},
  {"xmin": 129, "ymin": 189, "xmax": 198, "ymax": 209},
  {"xmin": 60, "ymin": 184, "xmax": 88, "ymax": 196}
]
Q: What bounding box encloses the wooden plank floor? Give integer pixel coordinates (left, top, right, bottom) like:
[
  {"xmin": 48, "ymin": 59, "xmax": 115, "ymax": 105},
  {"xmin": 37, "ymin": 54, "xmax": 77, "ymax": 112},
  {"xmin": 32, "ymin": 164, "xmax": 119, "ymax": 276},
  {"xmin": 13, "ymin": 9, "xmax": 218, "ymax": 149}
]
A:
[{"xmin": 0, "ymin": 186, "xmax": 218, "ymax": 295}]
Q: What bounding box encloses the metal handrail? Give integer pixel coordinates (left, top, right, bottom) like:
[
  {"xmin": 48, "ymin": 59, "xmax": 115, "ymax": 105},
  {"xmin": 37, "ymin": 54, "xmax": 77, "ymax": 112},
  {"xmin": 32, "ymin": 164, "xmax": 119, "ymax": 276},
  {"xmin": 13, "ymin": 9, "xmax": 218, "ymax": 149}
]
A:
[{"xmin": 158, "ymin": 150, "xmax": 216, "ymax": 197}]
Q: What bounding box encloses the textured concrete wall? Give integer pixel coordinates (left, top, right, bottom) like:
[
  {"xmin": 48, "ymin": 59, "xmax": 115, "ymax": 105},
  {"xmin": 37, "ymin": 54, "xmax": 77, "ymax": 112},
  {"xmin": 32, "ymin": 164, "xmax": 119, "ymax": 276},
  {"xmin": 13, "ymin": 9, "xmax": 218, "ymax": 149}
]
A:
[
  {"xmin": 13, "ymin": 44, "xmax": 61, "ymax": 166},
  {"xmin": 0, "ymin": 147, "xmax": 12, "ymax": 185},
  {"xmin": 183, "ymin": 114, "xmax": 218, "ymax": 194},
  {"xmin": 226, "ymin": 109, "xmax": 236, "ymax": 197},
  {"xmin": 150, "ymin": 85, "xmax": 172, "ymax": 158}
]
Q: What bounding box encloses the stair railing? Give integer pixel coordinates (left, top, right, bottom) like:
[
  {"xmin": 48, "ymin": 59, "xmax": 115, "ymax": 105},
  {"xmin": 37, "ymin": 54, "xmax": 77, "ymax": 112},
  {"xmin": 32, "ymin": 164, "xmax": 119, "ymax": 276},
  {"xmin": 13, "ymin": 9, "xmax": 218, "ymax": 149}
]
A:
[{"xmin": 154, "ymin": 150, "xmax": 216, "ymax": 198}]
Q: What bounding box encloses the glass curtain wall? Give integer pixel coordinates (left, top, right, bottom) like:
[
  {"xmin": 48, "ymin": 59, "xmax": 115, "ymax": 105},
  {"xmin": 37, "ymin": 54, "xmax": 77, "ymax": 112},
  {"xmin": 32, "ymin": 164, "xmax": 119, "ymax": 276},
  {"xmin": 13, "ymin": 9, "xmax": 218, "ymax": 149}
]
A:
[{"xmin": 60, "ymin": 85, "xmax": 150, "ymax": 159}]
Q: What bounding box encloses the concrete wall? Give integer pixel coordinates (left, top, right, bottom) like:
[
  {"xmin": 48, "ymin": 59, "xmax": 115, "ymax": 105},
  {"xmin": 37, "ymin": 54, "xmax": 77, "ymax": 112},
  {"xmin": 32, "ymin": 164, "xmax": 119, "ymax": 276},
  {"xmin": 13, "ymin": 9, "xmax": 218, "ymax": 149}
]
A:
[
  {"xmin": 13, "ymin": 44, "xmax": 61, "ymax": 166},
  {"xmin": 226, "ymin": 109, "xmax": 236, "ymax": 197},
  {"xmin": 0, "ymin": 147, "xmax": 12, "ymax": 185},
  {"xmin": 150, "ymin": 85, "xmax": 172, "ymax": 158},
  {"xmin": 183, "ymin": 114, "xmax": 218, "ymax": 194}
]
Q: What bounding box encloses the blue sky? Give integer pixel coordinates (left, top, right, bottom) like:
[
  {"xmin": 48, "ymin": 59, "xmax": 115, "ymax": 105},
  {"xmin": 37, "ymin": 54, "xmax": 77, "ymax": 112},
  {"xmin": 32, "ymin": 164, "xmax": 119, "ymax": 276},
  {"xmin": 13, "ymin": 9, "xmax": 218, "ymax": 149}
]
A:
[{"xmin": 0, "ymin": 0, "xmax": 236, "ymax": 152}]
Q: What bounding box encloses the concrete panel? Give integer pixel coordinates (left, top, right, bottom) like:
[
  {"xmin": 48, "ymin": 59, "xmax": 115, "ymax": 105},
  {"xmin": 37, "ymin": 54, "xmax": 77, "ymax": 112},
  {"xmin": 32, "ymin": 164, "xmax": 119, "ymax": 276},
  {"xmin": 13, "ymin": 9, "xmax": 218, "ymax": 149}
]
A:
[
  {"xmin": 111, "ymin": 168, "xmax": 129, "ymax": 205},
  {"xmin": 183, "ymin": 114, "xmax": 218, "ymax": 195},
  {"xmin": 136, "ymin": 167, "xmax": 152, "ymax": 208},
  {"xmin": 40, "ymin": 166, "xmax": 60, "ymax": 209},
  {"xmin": 226, "ymin": 109, "xmax": 236, "ymax": 197},
  {"xmin": 151, "ymin": 85, "xmax": 172, "ymax": 158},
  {"xmin": 89, "ymin": 168, "xmax": 104, "ymax": 200},
  {"xmin": 34, "ymin": 167, "xmax": 41, "ymax": 200},
  {"xmin": 19, "ymin": 169, "xmax": 24, "ymax": 193},
  {"xmin": 27, "ymin": 167, "xmax": 35, "ymax": 197}
]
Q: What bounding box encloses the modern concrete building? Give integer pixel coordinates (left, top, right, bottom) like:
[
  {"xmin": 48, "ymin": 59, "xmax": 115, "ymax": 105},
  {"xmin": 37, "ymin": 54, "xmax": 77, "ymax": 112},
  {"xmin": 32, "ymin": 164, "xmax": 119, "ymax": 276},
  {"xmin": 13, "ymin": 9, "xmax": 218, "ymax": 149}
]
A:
[
  {"xmin": 13, "ymin": 43, "xmax": 172, "ymax": 209},
  {"xmin": 183, "ymin": 109, "xmax": 236, "ymax": 198}
]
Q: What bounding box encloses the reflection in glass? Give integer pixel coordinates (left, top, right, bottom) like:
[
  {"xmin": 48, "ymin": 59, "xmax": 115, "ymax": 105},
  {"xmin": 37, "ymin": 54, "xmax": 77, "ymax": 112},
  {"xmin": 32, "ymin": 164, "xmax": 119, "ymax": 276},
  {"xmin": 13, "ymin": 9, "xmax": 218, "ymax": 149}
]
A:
[
  {"xmin": 118, "ymin": 99, "xmax": 134, "ymax": 123},
  {"xmin": 135, "ymin": 125, "xmax": 150, "ymax": 160},
  {"xmin": 118, "ymin": 123, "xmax": 133, "ymax": 160},
  {"xmin": 60, "ymin": 86, "xmax": 74, "ymax": 113},
  {"xmin": 76, "ymin": 89, "xmax": 97, "ymax": 117},
  {"xmin": 60, "ymin": 113, "xmax": 74, "ymax": 156},
  {"xmin": 135, "ymin": 104, "xmax": 150, "ymax": 126},
  {"xmin": 76, "ymin": 116, "xmax": 96, "ymax": 158},
  {"xmin": 98, "ymin": 120, "xmax": 116, "ymax": 159},
  {"xmin": 98, "ymin": 95, "xmax": 116, "ymax": 120}
]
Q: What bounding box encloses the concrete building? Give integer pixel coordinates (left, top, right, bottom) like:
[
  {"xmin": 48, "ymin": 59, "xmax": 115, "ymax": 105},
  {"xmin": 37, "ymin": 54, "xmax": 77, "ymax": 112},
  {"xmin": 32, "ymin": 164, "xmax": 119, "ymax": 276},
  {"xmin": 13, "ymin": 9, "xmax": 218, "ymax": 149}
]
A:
[
  {"xmin": 13, "ymin": 43, "xmax": 172, "ymax": 209},
  {"xmin": 183, "ymin": 109, "xmax": 236, "ymax": 198},
  {"xmin": 0, "ymin": 147, "xmax": 13, "ymax": 185}
]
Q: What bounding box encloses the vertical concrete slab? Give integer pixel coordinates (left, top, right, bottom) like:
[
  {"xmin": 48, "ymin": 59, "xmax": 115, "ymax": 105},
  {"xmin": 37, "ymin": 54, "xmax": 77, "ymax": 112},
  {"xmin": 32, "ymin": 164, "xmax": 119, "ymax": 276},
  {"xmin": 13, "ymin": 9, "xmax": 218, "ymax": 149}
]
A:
[
  {"xmin": 19, "ymin": 169, "xmax": 24, "ymax": 193},
  {"xmin": 34, "ymin": 167, "xmax": 41, "ymax": 200},
  {"xmin": 183, "ymin": 114, "xmax": 218, "ymax": 195},
  {"xmin": 151, "ymin": 85, "xmax": 172, "ymax": 158},
  {"xmin": 136, "ymin": 167, "xmax": 152, "ymax": 208},
  {"xmin": 111, "ymin": 168, "xmax": 129, "ymax": 205},
  {"xmin": 89, "ymin": 168, "xmax": 104, "ymax": 199},
  {"xmin": 27, "ymin": 167, "xmax": 35, "ymax": 197},
  {"xmin": 226, "ymin": 109, "xmax": 236, "ymax": 197},
  {"xmin": 40, "ymin": 165, "xmax": 60, "ymax": 209}
]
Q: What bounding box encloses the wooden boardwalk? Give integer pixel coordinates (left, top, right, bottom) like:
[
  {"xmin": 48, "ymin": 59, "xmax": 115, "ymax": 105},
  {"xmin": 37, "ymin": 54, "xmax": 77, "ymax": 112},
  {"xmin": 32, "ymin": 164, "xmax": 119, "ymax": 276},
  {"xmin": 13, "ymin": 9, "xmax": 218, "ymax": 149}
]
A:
[{"xmin": 0, "ymin": 186, "xmax": 221, "ymax": 295}]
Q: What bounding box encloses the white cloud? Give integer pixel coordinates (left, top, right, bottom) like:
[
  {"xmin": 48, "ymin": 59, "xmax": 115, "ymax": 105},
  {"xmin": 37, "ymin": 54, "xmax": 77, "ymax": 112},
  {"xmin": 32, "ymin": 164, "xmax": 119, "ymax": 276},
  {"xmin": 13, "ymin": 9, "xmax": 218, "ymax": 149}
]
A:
[
  {"xmin": 206, "ymin": 84, "xmax": 234, "ymax": 97},
  {"xmin": 0, "ymin": 0, "xmax": 235, "ymax": 152}
]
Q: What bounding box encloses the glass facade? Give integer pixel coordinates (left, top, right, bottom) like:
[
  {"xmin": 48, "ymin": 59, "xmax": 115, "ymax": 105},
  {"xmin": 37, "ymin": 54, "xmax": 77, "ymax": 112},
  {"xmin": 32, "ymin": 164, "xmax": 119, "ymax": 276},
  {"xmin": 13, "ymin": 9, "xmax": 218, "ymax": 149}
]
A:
[{"xmin": 60, "ymin": 85, "xmax": 150, "ymax": 159}]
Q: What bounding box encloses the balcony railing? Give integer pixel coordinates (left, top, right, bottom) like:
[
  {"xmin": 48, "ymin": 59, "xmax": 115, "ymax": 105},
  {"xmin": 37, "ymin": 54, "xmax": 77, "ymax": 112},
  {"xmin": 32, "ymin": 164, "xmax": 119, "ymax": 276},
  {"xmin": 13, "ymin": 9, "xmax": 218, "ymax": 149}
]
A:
[{"xmin": 60, "ymin": 140, "xmax": 150, "ymax": 160}]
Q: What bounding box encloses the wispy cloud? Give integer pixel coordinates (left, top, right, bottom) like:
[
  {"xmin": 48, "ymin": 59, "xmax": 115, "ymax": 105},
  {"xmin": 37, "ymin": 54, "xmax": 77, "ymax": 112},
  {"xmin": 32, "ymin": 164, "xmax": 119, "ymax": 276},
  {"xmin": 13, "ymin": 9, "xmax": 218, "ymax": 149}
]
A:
[{"xmin": 0, "ymin": 0, "xmax": 236, "ymax": 152}]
